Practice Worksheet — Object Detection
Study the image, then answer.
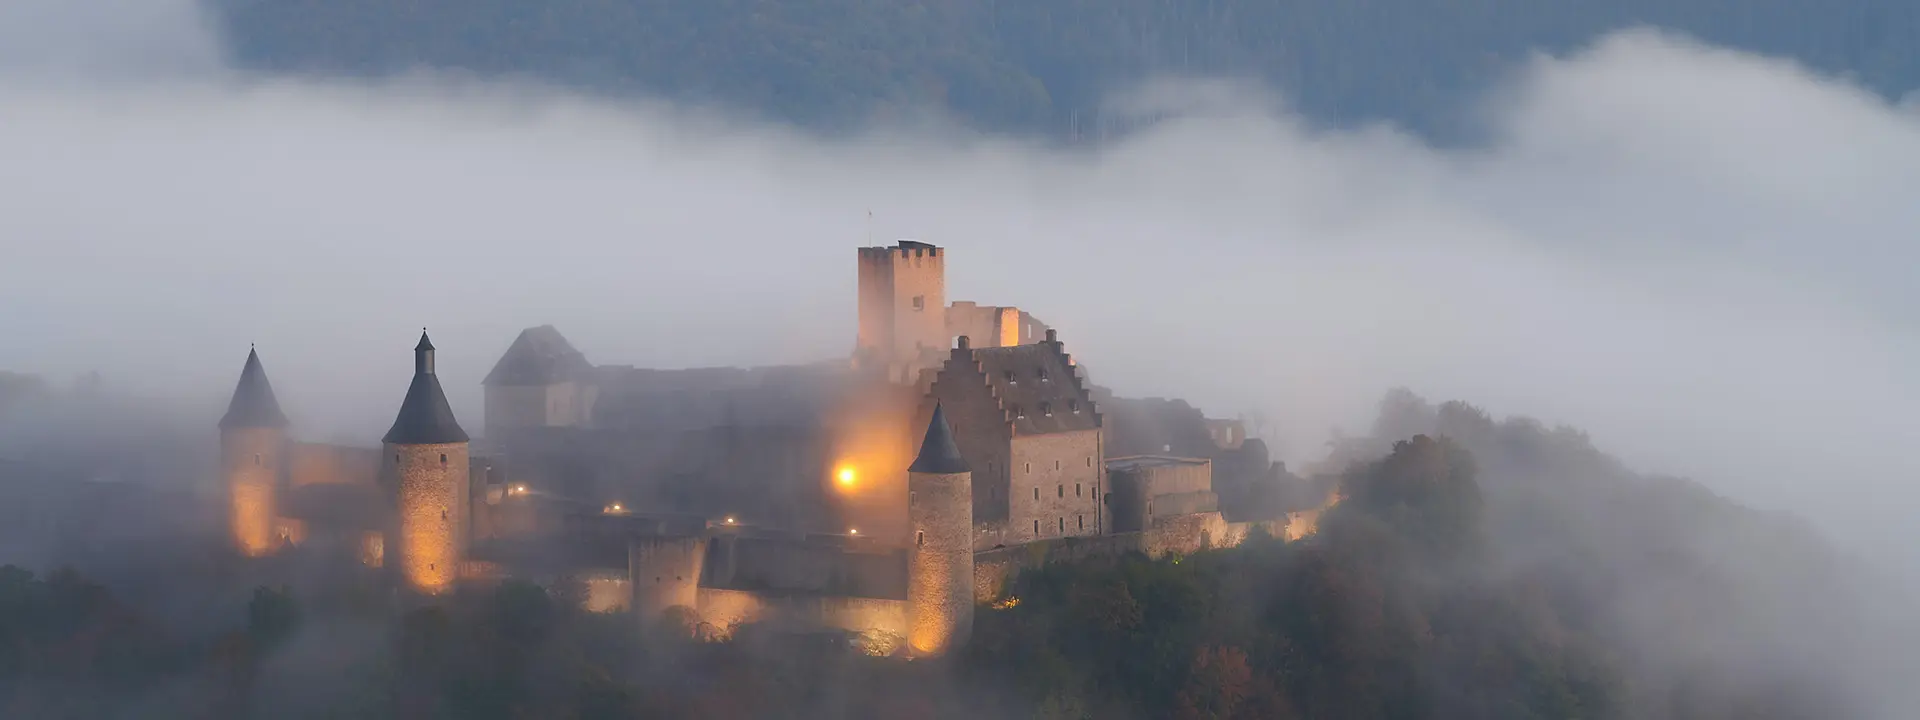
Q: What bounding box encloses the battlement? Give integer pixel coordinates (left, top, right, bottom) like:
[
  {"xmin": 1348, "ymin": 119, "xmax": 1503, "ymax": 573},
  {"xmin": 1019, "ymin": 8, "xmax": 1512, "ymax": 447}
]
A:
[{"xmin": 858, "ymin": 240, "xmax": 943, "ymax": 261}]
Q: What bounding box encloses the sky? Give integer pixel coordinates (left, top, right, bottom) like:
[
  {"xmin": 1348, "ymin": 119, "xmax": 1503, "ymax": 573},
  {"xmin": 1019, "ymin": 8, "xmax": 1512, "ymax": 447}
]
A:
[{"xmin": 1, "ymin": 0, "xmax": 1916, "ymax": 571}]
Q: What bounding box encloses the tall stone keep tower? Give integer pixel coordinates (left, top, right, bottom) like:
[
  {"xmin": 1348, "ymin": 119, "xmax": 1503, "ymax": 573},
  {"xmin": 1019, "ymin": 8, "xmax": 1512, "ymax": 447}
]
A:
[
  {"xmin": 907, "ymin": 403, "xmax": 973, "ymax": 656},
  {"xmin": 856, "ymin": 241, "xmax": 948, "ymax": 383},
  {"xmin": 220, "ymin": 347, "xmax": 290, "ymax": 558},
  {"xmin": 381, "ymin": 331, "xmax": 471, "ymax": 595}
]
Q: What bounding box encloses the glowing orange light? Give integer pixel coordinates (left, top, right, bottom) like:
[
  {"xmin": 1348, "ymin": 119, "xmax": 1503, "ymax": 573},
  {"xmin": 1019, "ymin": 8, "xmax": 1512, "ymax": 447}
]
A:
[
  {"xmin": 604, "ymin": 502, "xmax": 626, "ymax": 515},
  {"xmin": 836, "ymin": 466, "xmax": 857, "ymax": 487},
  {"xmin": 724, "ymin": 516, "xmax": 736, "ymax": 525},
  {"xmin": 849, "ymin": 527, "xmax": 860, "ymax": 536}
]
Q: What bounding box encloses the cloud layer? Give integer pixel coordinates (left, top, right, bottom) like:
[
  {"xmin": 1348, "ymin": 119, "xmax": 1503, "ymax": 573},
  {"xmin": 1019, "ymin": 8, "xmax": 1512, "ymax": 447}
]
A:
[{"xmin": 2, "ymin": 2, "xmax": 1916, "ymax": 570}]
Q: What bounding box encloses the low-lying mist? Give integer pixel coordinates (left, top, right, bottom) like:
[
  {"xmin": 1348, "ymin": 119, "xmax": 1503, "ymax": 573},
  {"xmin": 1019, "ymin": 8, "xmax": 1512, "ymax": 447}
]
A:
[
  {"xmin": 8, "ymin": 3, "xmax": 1914, "ymax": 571},
  {"xmin": 2, "ymin": 1, "xmax": 1918, "ymax": 714}
]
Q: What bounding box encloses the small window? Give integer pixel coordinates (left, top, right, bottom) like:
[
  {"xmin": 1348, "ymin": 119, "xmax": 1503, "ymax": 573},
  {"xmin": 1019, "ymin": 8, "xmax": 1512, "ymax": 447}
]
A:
[
  {"xmin": 917, "ymin": 531, "xmax": 925, "ymax": 547},
  {"xmin": 1054, "ymin": 459, "xmax": 1060, "ymax": 470},
  {"xmin": 1040, "ymin": 402, "xmax": 1052, "ymax": 417},
  {"xmin": 910, "ymin": 490, "xmax": 917, "ymax": 503},
  {"xmin": 441, "ymin": 510, "xmax": 448, "ymax": 521},
  {"xmin": 1076, "ymin": 483, "xmax": 1082, "ymax": 497},
  {"xmin": 1078, "ymin": 515, "xmax": 1084, "ymax": 530},
  {"xmin": 1004, "ymin": 370, "xmax": 1017, "ymax": 384},
  {"xmin": 1033, "ymin": 519, "xmax": 1039, "ymax": 535},
  {"xmin": 1057, "ymin": 484, "xmax": 1063, "ymax": 498},
  {"xmin": 1086, "ymin": 456, "xmax": 1092, "ymax": 467},
  {"xmin": 253, "ymin": 453, "xmax": 261, "ymax": 466},
  {"xmin": 1069, "ymin": 399, "xmax": 1079, "ymax": 413},
  {"xmin": 395, "ymin": 454, "xmax": 401, "ymax": 463},
  {"xmin": 1013, "ymin": 405, "xmax": 1026, "ymax": 419},
  {"xmin": 911, "ymin": 295, "xmax": 925, "ymax": 311},
  {"xmin": 1025, "ymin": 462, "xmax": 1031, "ymax": 474},
  {"xmin": 1033, "ymin": 487, "xmax": 1039, "ymax": 501},
  {"xmin": 439, "ymin": 453, "xmax": 448, "ymax": 464},
  {"xmin": 1058, "ymin": 517, "xmax": 1064, "ymax": 532}
]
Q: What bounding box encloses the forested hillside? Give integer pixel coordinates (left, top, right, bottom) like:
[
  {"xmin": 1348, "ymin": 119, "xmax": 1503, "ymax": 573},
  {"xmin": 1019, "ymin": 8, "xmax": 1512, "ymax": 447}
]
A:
[
  {"xmin": 205, "ymin": 0, "xmax": 1920, "ymax": 139},
  {"xmin": 0, "ymin": 387, "xmax": 1899, "ymax": 717}
]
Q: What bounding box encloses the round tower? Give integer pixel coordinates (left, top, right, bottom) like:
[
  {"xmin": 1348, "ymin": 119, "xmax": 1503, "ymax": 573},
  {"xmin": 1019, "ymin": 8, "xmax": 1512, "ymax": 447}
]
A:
[
  {"xmin": 907, "ymin": 403, "xmax": 973, "ymax": 656},
  {"xmin": 220, "ymin": 346, "xmax": 290, "ymax": 558},
  {"xmin": 382, "ymin": 331, "xmax": 471, "ymax": 595}
]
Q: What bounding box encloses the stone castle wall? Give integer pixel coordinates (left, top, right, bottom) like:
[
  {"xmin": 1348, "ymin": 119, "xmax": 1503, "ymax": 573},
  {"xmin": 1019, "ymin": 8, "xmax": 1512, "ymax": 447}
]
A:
[
  {"xmin": 630, "ymin": 535, "xmax": 706, "ymax": 623},
  {"xmin": 971, "ymin": 512, "xmax": 1287, "ymax": 603},
  {"xmin": 857, "ymin": 244, "xmax": 948, "ymax": 382},
  {"xmin": 388, "ymin": 441, "xmax": 470, "ymax": 595},
  {"xmin": 695, "ymin": 587, "xmax": 908, "ymax": 649},
  {"xmin": 945, "ymin": 303, "xmax": 1051, "ymax": 349},
  {"xmin": 1007, "ymin": 428, "xmax": 1104, "ymax": 543},
  {"xmin": 927, "ymin": 349, "xmax": 1015, "ymax": 523},
  {"xmin": 287, "ymin": 442, "xmax": 381, "ymax": 488},
  {"xmin": 908, "ymin": 469, "xmax": 972, "ymax": 656},
  {"xmin": 223, "ymin": 426, "xmax": 285, "ymax": 558}
]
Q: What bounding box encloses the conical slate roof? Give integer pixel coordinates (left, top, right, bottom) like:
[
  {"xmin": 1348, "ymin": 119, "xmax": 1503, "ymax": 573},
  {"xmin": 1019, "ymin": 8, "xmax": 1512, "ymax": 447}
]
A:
[
  {"xmin": 219, "ymin": 347, "xmax": 289, "ymax": 430},
  {"xmin": 383, "ymin": 331, "xmax": 469, "ymax": 445},
  {"xmin": 909, "ymin": 404, "xmax": 969, "ymax": 474}
]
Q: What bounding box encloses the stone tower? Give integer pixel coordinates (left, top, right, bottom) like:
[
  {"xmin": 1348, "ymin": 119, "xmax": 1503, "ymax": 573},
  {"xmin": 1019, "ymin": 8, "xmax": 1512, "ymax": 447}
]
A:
[
  {"xmin": 381, "ymin": 331, "xmax": 471, "ymax": 595},
  {"xmin": 907, "ymin": 403, "xmax": 973, "ymax": 656},
  {"xmin": 856, "ymin": 241, "xmax": 948, "ymax": 383},
  {"xmin": 220, "ymin": 347, "xmax": 290, "ymax": 558}
]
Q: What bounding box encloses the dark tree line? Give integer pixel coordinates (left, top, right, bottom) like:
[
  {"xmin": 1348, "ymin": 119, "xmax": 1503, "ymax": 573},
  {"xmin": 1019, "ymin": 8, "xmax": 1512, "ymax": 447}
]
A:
[
  {"xmin": 0, "ymin": 397, "xmax": 1874, "ymax": 717},
  {"xmin": 205, "ymin": 0, "xmax": 1920, "ymax": 140}
]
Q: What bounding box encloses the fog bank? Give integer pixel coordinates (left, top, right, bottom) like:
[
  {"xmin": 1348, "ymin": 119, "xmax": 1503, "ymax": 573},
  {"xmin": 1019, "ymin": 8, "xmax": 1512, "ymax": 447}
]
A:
[{"xmin": 1, "ymin": 0, "xmax": 1917, "ymax": 573}]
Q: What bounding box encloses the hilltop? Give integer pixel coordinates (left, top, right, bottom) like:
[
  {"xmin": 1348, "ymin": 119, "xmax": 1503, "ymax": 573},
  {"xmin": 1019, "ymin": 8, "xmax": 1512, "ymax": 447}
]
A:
[{"xmin": 207, "ymin": 0, "xmax": 1920, "ymax": 140}]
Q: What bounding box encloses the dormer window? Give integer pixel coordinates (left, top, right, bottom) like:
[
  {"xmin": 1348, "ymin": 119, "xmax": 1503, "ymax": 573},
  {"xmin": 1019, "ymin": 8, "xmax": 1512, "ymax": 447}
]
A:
[
  {"xmin": 1069, "ymin": 399, "xmax": 1080, "ymax": 413},
  {"xmin": 1037, "ymin": 368, "xmax": 1050, "ymax": 382},
  {"xmin": 1012, "ymin": 405, "xmax": 1026, "ymax": 419},
  {"xmin": 1040, "ymin": 401, "xmax": 1052, "ymax": 417},
  {"xmin": 1003, "ymin": 370, "xmax": 1016, "ymax": 384}
]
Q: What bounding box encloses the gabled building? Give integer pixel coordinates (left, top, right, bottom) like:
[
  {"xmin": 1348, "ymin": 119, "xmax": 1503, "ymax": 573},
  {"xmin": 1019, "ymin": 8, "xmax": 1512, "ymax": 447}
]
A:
[{"xmin": 923, "ymin": 330, "xmax": 1104, "ymax": 549}]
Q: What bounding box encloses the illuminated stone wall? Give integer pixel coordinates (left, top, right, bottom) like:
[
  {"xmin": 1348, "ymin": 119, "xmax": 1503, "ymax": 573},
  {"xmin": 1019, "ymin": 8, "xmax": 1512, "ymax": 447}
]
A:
[
  {"xmin": 630, "ymin": 536, "xmax": 706, "ymax": 624},
  {"xmin": 694, "ymin": 588, "xmax": 908, "ymax": 644},
  {"xmin": 944, "ymin": 303, "xmax": 1051, "ymax": 349},
  {"xmin": 908, "ymin": 468, "xmax": 972, "ymax": 656},
  {"xmin": 222, "ymin": 426, "xmax": 285, "ymax": 558},
  {"xmin": 582, "ymin": 570, "xmax": 632, "ymax": 613},
  {"xmin": 287, "ymin": 442, "xmax": 381, "ymax": 488},
  {"xmin": 1008, "ymin": 428, "xmax": 1104, "ymax": 543},
  {"xmin": 387, "ymin": 441, "xmax": 470, "ymax": 595},
  {"xmin": 971, "ymin": 513, "xmax": 1287, "ymax": 603},
  {"xmin": 856, "ymin": 244, "xmax": 948, "ymax": 382}
]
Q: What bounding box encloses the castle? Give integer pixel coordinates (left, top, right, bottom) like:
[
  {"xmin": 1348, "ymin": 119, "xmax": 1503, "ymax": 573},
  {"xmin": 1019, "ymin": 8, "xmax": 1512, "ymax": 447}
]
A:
[{"xmin": 220, "ymin": 241, "xmax": 1312, "ymax": 656}]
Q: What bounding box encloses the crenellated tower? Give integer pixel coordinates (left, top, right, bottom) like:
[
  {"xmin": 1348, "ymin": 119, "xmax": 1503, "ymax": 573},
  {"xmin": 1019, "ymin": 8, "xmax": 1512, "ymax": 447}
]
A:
[
  {"xmin": 856, "ymin": 241, "xmax": 948, "ymax": 383},
  {"xmin": 220, "ymin": 347, "xmax": 290, "ymax": 558},
  {"xmin": 381, "ymin": 331, "xmax": 471, "ymax": 595},
  {"xmin": 907, "ymin": 403, "xmax": 973, "ymax": 656}
]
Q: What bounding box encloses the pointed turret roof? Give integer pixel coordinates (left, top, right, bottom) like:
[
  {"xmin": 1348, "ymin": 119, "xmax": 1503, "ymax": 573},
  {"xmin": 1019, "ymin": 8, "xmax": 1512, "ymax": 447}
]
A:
[
  {"xmin": 383, "ymin": 331, "xmax": 469, "ymax": 445},
  {"xmin": 909, "ymin": 403, "xmax": 969, "ymax": 474},
  {"xmin": 219, "ymin": 347, "xmax": 289, "ymax": 430}
]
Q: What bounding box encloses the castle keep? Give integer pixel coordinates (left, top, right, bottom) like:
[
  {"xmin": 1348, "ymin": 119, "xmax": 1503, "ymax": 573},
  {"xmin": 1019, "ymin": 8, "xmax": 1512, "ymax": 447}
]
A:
[{"xmin": 220, "ymin": 240, "xmax": 1307, "ymax": 653}]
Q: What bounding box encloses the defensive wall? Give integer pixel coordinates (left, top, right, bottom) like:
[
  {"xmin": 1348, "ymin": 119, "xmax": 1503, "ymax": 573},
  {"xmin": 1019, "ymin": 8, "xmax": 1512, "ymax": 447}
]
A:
[{"xmin": 971, "ymin": 511, "xmax": 1288, "ymax": 603}]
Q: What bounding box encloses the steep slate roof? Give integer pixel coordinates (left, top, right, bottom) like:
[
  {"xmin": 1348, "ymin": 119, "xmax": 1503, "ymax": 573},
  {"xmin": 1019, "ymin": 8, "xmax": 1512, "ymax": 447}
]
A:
[
  {"xmin": 967, "ymin": 338, "xmax": 1100, "ymax": 436},
  {"xmin": 383, "ymin": 332, "xmax": 470, "ymax": 445},
  {"xmin": 219, "ymin": 347, "xmax": 290, "ymax": 430},
  {"xmin": 483, "ymin": 325, "xmax": 594, "ymax": 386},
  {"xmin": 909, "ymin": 404, "xmax": 970, "ymax": 474}
]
